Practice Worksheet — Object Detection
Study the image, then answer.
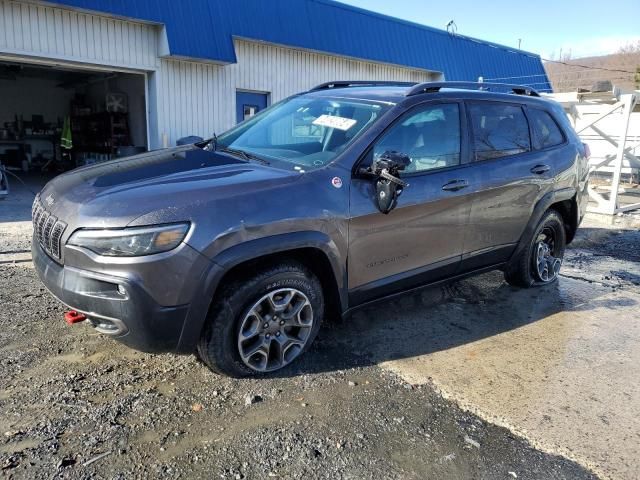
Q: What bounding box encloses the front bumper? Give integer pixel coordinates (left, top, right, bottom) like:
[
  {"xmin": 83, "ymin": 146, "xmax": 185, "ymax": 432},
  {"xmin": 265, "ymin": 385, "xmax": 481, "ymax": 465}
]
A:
[{"xmin": 33, "ymin": 240, "xmax": 192, "ymax": 353}]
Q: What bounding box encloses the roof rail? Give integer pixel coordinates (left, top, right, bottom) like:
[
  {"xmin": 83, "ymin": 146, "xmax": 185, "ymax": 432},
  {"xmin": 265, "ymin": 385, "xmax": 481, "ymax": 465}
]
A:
[
  {"xmin": 310, "ymin": 80, "xmax": 418, "ymax": 91},
  {"xmin": 406, "ymin": 81, "xmax": 540, "ymax": 97}
]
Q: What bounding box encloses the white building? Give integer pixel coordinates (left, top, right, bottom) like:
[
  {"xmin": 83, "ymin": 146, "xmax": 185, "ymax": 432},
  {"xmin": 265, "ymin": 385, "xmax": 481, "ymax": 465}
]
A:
[{"xmin": 0, "ymin": 0, "xmax": 550, "ymax": 166}]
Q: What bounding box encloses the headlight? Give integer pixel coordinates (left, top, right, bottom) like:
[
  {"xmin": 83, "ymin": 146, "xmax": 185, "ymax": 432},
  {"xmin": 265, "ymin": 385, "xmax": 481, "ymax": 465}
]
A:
[{"xmin": 68, "ymin": 223, "xmax": 190, "ymax": 257}]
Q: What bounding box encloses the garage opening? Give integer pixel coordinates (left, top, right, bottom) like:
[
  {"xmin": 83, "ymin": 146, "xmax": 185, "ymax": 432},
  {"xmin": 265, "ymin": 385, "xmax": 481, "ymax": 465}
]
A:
[{"xmin": 0, "ymin": 61, "xmax": 147, "ymax": 184}]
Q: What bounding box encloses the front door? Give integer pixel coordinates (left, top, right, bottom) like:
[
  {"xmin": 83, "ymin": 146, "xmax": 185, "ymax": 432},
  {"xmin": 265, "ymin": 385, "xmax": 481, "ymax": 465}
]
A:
[
  {"xmin": 236, "ymin": 91, "xmax": 269, "ymax": 124},
  {"xmin": 348, "ymin": 101, "xmax": 473, "ymax": 305}
]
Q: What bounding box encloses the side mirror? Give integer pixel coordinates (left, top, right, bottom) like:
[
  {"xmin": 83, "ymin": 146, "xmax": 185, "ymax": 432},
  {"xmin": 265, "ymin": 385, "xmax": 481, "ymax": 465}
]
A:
[
  {"xmin": 369, "ymin": 151, "xmax": 411, "ymax": 214},
  {"xmin": 177, "ymin": 135, "xmax": 204, "ymax": 146}
]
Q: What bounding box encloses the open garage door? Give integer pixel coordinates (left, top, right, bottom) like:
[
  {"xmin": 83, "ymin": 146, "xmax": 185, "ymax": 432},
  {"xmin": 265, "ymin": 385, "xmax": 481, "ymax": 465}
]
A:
[{"xmin": 0, "ymin": 60, "xmax": 148, "ymax": 179}]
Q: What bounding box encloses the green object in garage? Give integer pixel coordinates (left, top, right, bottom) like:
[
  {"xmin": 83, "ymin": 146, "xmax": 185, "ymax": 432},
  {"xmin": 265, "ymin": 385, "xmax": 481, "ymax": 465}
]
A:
[{"xmin": 61, "ymin": 116, "xmax": 73, "ymax": 150}]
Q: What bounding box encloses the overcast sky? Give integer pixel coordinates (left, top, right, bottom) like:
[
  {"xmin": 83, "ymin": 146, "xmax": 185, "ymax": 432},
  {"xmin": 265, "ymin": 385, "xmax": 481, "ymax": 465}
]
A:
[{"xmin": 339, "ymin": 0, "xmax": 640, "ymax": 59}]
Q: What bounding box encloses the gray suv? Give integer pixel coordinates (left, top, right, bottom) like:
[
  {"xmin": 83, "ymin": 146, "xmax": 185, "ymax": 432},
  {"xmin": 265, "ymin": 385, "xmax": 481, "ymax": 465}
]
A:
[{"xmin": 33, "ymin": 81, "xmax": 589, "ymax": 377}]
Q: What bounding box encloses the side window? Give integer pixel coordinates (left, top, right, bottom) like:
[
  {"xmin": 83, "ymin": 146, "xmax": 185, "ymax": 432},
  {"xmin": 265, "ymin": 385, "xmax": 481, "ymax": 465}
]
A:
[
  {"xmin": 269, "ymin": 114, "xmax": 315, "ymax": 145},
  {"xmin": 468, "ymin": 103, "xmax": 531, "ymax": 161},
  {"xmin": 527, "ymin": 108, "xmax": 564, "ymax": 150},
  {"xmin": 373, "ymin": 103, "xmax": 461, "ymax": 173},
  {"xmin": 292, "ymin": 110, "xmax": 324, "ymax": 140},
  {"xmin": 268, "ymin": 110, "xmax": 326, "ymax": 145}
]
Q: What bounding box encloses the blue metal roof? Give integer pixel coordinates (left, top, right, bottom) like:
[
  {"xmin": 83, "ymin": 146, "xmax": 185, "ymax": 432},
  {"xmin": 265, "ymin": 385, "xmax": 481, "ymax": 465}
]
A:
[{"xmin": 50, "ymin": 0, "xmax": 552, "ymax": 92}]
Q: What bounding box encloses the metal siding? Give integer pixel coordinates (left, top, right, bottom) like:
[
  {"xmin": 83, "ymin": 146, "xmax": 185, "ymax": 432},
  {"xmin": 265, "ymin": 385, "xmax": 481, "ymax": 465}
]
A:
[
  {"xmin": 154, "ymin": 39, "xmax": 437, "ymax": 147},
  {"xmin": 48, "ymin": 0, "xmax": 551, "ymax": 91},
  {"xmin": 1, "ymin": 0, "xmax": 553, "ymax": 151},
  {"xmin": 0, "ymin": 0, "xmax": 158, "ymax": 70}
]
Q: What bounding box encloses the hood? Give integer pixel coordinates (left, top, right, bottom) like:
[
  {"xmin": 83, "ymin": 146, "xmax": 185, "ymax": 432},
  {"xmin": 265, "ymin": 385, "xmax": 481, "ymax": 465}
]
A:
[{"xmin": 40, "ymin": 145, "xmax": 300, "ymax": 228}]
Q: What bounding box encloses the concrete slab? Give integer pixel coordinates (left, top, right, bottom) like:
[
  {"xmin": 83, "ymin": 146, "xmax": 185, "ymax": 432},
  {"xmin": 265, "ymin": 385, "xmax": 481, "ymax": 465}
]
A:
[
  {"xmin": 344, "ymin": 268, "xmax": 640, "ymax": 479},
  {"xmin": 0, "ymin": 173, "xmax": 48, "ymax": 264}
]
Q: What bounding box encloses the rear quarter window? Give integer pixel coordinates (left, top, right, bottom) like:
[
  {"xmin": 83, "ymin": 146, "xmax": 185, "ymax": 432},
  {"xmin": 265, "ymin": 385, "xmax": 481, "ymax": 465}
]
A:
[
  {"xmin": 468, "ymin": 103, "xmax": 532, "ymax": 161},
  {"xmin": 527, "ymin": 108, "xmax": 565, "ymax": 149}
]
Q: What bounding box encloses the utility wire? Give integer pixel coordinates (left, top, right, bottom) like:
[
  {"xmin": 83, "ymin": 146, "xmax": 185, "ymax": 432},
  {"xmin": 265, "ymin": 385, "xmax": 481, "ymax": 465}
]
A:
[
  {"xmin": 485, "ymin": 73, "xmax": 632, "ymax": 81},
  {"xmin": 485, "ymin": 60, "xmax": 636, "ymax": 90},
  {"xmin": 483, "ymin": 73, "xmax": 549, "ymax": 81},
  {"xmin": 541, "ymin": 58, "xmax": 637, "ymax": 75}
]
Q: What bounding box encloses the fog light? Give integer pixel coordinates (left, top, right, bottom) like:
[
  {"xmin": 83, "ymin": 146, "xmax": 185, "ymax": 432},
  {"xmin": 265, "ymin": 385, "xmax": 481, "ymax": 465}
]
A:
[{"xmin": 117, "ymin": 285, "xmax": 127, "ymax": 295}]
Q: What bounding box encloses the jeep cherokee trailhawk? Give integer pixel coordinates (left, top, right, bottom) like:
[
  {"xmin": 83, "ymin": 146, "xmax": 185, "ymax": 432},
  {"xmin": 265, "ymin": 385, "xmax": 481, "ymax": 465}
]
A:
[{"xmin": 33, "ymin": 81, "xmax": 590, "ymax": 376}]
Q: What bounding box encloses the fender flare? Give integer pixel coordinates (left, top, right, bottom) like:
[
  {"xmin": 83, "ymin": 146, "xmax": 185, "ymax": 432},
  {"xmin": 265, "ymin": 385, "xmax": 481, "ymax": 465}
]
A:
[
  {"xmin": 213, "ymin": 231, "xmax": 343, "ymax": 277},
  {"xmin": 506, "ymin": 187, "xmax": 576, "ymax": 272},
  {"xmin": 175, "ymin": 231, "xmax": 345, "ymax": 353}
]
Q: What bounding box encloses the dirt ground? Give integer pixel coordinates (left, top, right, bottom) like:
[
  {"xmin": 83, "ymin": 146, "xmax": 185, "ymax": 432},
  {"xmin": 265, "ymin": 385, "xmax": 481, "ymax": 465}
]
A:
[{"xmin": 1, "ymin": 176, "xmax": 638, "ymax": 479}]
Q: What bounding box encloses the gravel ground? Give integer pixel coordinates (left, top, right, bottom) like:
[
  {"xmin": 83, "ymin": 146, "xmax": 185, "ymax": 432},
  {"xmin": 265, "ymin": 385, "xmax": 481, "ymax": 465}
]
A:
[
  {"xmin": 0, "ymin": 178, "xmax": 612, "ymax": 479},
  {"xmin": 0, "ymin": 263, "xmax": 596, "ymax": 480}
]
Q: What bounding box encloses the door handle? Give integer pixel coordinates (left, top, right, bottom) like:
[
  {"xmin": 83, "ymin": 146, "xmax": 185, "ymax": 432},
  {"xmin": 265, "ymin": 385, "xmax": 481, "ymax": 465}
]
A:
[
  {"xmin": 531, "ymin": 164, "xmax": 550, "ymax": 175},
  {"xmin": 442, "ymin": 179, "xmax": 469, "ymax": 192}
]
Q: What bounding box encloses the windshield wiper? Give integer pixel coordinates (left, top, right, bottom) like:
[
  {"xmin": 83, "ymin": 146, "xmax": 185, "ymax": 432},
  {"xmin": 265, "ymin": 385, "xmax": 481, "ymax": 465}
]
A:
[
  {"xmin": 201, "ymin": 133, "xmax": 270, "ymax": 165},
  {"xmin": 219, "ymin": 146, "xmax": 270, "ymax": 165}
]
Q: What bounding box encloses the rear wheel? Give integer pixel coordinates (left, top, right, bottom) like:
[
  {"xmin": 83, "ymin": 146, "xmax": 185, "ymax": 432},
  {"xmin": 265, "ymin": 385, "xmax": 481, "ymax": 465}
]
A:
[
  {"xmin": 197, "ymin": 261, "xmax": 324, "ymax": 377},
  {"xmin": 505, "ymin": 210, "xmax": 566, "ymax": 287}
]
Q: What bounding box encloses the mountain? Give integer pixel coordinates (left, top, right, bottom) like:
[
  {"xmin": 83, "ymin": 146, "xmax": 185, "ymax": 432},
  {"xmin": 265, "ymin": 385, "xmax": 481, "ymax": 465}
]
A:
[{"xmin": 544, "ymin": 51, "xmax": 640, "ymax": 93}]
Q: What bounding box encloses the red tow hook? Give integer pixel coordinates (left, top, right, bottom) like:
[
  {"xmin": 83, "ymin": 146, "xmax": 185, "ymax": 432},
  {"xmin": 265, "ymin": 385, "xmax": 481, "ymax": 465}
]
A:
[{"xmin": 64, "ymin": 310, "xmax": 87, "ymax": 325}]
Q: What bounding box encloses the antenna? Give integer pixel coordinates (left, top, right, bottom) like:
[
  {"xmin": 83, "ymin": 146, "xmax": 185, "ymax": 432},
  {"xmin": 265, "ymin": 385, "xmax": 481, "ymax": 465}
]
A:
[{"xmin": 446, "ymin": 20, "xmax": 457, "ymax": 36}]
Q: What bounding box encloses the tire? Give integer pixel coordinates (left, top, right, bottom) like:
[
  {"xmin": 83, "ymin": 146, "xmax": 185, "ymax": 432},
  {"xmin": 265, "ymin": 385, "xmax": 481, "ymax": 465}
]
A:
[
  {"xmin": 197, "ymin": 261, "xmax": 324, "ymax": 377},
  {"xmin": 504, "ymin": 209, "xmax": 566, "ymax": 288}
]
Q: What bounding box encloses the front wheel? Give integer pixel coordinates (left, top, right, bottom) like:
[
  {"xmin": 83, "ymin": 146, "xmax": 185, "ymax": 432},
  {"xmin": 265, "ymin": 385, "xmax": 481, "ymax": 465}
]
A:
[
  {"xmin": 197, "ymin": 261, "xmax": 324, "ymax": 377},
  {"xmin": 505, "ymin": 210, "xmax": 566, "ymax": 288}
]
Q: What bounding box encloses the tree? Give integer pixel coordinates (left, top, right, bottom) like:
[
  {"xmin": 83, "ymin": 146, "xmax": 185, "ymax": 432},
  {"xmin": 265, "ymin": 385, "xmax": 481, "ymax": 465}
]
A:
[{"xmin": 618, "ymin": 40, "xmax": 640, "ymax": 55}]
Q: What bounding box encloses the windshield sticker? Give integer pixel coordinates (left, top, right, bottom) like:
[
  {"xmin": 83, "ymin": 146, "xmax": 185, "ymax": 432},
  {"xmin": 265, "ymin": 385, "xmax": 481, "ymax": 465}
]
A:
[{"xmin": 312, "ymin": 115, "xmax": 357, "ymax": 131}]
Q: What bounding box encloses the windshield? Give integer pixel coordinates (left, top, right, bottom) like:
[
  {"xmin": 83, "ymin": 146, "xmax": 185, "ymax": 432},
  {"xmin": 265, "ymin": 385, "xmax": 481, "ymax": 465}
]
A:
[{"xmin": 217, "ymin": 96, "xmax": 390, "ymax": 171}]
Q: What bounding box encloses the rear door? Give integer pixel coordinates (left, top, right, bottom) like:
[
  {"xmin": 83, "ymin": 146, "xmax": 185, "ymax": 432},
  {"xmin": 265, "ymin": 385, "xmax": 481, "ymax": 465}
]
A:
[
  {"xmin": 348, "ymin": 101, "xmax": 473, "ymax": 304},
  {"xmin": 459, "ymin": 100, "xmax": 555, "ymax": 271}
]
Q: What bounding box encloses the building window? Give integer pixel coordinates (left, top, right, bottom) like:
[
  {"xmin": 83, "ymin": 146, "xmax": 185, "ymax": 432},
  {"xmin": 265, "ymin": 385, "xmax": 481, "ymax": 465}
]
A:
[{"xmin": 243, "ymin": 105, "xmax": 259, "ymax": 121}]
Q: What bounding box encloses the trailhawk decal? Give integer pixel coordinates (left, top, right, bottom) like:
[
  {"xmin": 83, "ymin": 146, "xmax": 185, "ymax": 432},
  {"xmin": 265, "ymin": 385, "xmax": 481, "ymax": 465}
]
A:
[{"xmin": 366, "ymin": 253, "xmax": 409, "ymax": 269}]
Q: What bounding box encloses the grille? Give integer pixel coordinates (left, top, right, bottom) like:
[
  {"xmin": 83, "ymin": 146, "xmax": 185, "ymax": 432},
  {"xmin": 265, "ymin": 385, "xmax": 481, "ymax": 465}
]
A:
[{"xmin": 32, "ymin": 195, "xmax": 67, "ymax": 261}]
